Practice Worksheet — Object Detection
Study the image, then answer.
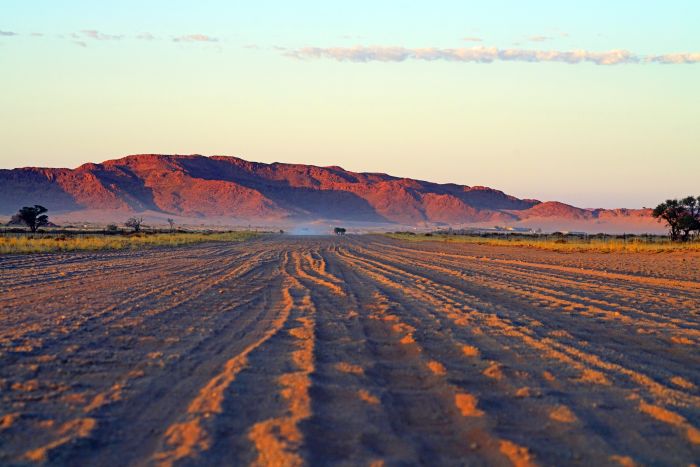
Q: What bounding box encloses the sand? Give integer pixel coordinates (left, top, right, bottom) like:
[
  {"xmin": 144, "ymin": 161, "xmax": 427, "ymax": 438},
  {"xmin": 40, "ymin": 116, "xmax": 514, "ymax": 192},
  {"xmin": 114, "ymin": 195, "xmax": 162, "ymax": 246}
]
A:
[{"xmin": 0, "ymin": 235, "xmax": 698, "ymax": 465}]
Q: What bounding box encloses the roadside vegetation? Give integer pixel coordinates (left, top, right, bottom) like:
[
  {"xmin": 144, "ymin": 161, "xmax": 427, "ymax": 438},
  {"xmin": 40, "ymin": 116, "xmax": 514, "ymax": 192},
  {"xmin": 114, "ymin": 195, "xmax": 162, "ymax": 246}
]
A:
[
  {"xmin": 389, "ymin": 194, "xmax": 700, "ymax": 253},
  {"xmin": 0, "ymin": 231, "xmax": 259, "ymax": 254},
  {"xmin": 385, "ymin": 232, "xmax": 700, "ymax": 253},
  {"xmin": 2, "ymin": 205, "xmax": 261, "ymax": 254}
]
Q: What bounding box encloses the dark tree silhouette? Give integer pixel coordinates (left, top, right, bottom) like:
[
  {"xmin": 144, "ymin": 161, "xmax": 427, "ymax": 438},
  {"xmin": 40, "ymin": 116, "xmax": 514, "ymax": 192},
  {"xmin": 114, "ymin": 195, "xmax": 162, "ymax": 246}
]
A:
[
  {"xmin": 334, "ymin": 227, "xmax": 346, "ymax": 235},
  {"xmin": 678, "ymin": 196, "xmax": 700, "ymax": 241},
  {"xmin": 125, "ymin": 217, "xmax": 144, "ymax": 233},
  {"xmin": 17, "ymin": 205, "xmax": 49, "ymax": 233},
  {"xmin": 166, "ymin": 218, "xmax": 175, "ymax": 232},
  {"xmin": 653, "ymin": 196, "xmax": 700, "ymax": 241}
]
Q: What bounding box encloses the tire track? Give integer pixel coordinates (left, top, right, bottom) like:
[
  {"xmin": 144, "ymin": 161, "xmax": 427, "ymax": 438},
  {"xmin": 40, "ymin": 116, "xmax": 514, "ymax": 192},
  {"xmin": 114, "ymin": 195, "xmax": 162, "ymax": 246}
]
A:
[
  {"xmin": 247, "ymin": 250, "xmax": 317, "ymax": 467},
  {"xmin": 149, "ymin": 251, "xmax": 293, "ymax": 467}
]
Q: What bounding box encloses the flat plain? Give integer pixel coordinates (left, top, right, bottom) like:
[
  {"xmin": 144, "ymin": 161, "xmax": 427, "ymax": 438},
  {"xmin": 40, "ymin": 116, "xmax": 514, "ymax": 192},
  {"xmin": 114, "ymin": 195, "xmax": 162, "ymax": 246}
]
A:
[{"xmin": 1, "ymin": 235, "xmax": 698, "ymax": 466}]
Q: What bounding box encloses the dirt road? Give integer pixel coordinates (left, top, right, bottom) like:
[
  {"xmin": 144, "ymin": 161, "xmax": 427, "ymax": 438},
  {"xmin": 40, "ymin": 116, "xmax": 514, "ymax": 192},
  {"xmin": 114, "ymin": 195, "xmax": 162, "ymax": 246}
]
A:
[{"xmin": 1, "ymin": 236, "xmax": 698, "ymax": 466}]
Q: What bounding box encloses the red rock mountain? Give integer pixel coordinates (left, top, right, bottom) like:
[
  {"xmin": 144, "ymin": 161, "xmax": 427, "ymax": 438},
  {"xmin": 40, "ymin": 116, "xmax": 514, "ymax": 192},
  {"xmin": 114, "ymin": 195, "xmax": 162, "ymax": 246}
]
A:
[{"xmin": 0, "ymin": 154, "xmax": 660, "ymax": 232}]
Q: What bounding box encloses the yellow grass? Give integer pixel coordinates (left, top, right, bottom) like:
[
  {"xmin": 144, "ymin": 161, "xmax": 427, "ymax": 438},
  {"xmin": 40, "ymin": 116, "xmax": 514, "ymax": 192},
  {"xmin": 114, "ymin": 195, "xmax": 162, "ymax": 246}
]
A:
[
  {"xmin": 385, "ymin": 233, "xmax": 700, "ymax": 253},
  {"xmin": 0, "ymin": 232, "xmax": 259, "ymax": 254}
]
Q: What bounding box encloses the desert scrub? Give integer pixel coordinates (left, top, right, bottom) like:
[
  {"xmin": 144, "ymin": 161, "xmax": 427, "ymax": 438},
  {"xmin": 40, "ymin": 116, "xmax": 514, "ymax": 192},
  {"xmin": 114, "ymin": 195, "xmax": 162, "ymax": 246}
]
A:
[
  {"xmin": 0, "ymin": 232, "xmax": 259, "ymax": 254},
  {"xmin": 385, "ymin": 233, "xmax": 700, "ymax": 253}
]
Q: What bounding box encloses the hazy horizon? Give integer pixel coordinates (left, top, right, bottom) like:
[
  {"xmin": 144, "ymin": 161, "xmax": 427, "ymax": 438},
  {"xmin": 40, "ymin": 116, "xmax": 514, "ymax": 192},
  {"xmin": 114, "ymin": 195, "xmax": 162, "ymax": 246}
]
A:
[{"xmin": 2, "ymin": 1, "xmax": 699, "ymax": 209}]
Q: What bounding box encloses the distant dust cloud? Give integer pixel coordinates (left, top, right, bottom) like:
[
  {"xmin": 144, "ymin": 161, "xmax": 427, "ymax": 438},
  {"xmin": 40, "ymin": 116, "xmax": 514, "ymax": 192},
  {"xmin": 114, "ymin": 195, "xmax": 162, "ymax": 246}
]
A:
[{"xmin": 287, "ymin": 224, "xmax": 333, "ymax": 235}]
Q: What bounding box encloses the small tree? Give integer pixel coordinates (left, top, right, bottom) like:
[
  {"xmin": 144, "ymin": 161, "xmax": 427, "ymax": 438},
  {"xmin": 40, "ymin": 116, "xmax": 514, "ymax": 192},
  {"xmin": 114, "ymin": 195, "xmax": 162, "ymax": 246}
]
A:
[
  {"xmin": 17, "ymin": 205, "xmax": 49, "ymax": 233},
  {"xmin": 125, "ymin": 217, "xmax": 144, "ymax": 233},
  {"xmin": 334, "ymin": 227, "xmax": 346, "ymax": 235},
  {"xmin": 166, "ymin": 218, "xmax": 175, "ymax": 232},
  {"xmin": 653, "ymin": 196, "xmax": 700, "ymax": 241}
]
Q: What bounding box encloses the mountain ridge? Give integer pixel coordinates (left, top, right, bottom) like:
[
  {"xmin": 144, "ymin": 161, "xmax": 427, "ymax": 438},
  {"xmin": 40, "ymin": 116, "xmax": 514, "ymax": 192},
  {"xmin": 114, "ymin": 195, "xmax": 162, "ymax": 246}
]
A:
[{"xmin": 0, "ymin": 154, "xmax": 661, "ymax": 233}]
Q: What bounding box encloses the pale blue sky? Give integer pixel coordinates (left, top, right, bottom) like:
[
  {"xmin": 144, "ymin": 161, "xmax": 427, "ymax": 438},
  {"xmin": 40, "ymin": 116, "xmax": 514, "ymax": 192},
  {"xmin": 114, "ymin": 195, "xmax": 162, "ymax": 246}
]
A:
[{"xmin": 1, "ymin": 1, "xmax": 698, "ymax": 207}]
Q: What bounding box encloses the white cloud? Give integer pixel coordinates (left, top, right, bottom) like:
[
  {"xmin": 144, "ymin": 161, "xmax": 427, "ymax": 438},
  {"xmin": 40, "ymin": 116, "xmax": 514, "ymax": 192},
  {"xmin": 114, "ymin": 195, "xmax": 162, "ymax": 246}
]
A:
[
  {"xmin": 528, "ymin": 35, "xmax": 551, "ymax": 42},
  {"xmin": 81, "ymin": 30, "xmax": 123, "ymax": 41},
  {"xmin": 173, "ymin": 34, "xmax": 218, "ymax": 43},
  {"xmin": 648, "ymin": 53, "xmax": 700, "ymax": 64},
  {"xmin": 286, "ymin": 45, "xmax": 644, "ymax": 65},
  {"xmin": 285, "ymin": 45, "xmax": 700, "ymax": 65},
  {"xmin": 462, "ymin": 37, "xmax": 482, "ymax": 42}
]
